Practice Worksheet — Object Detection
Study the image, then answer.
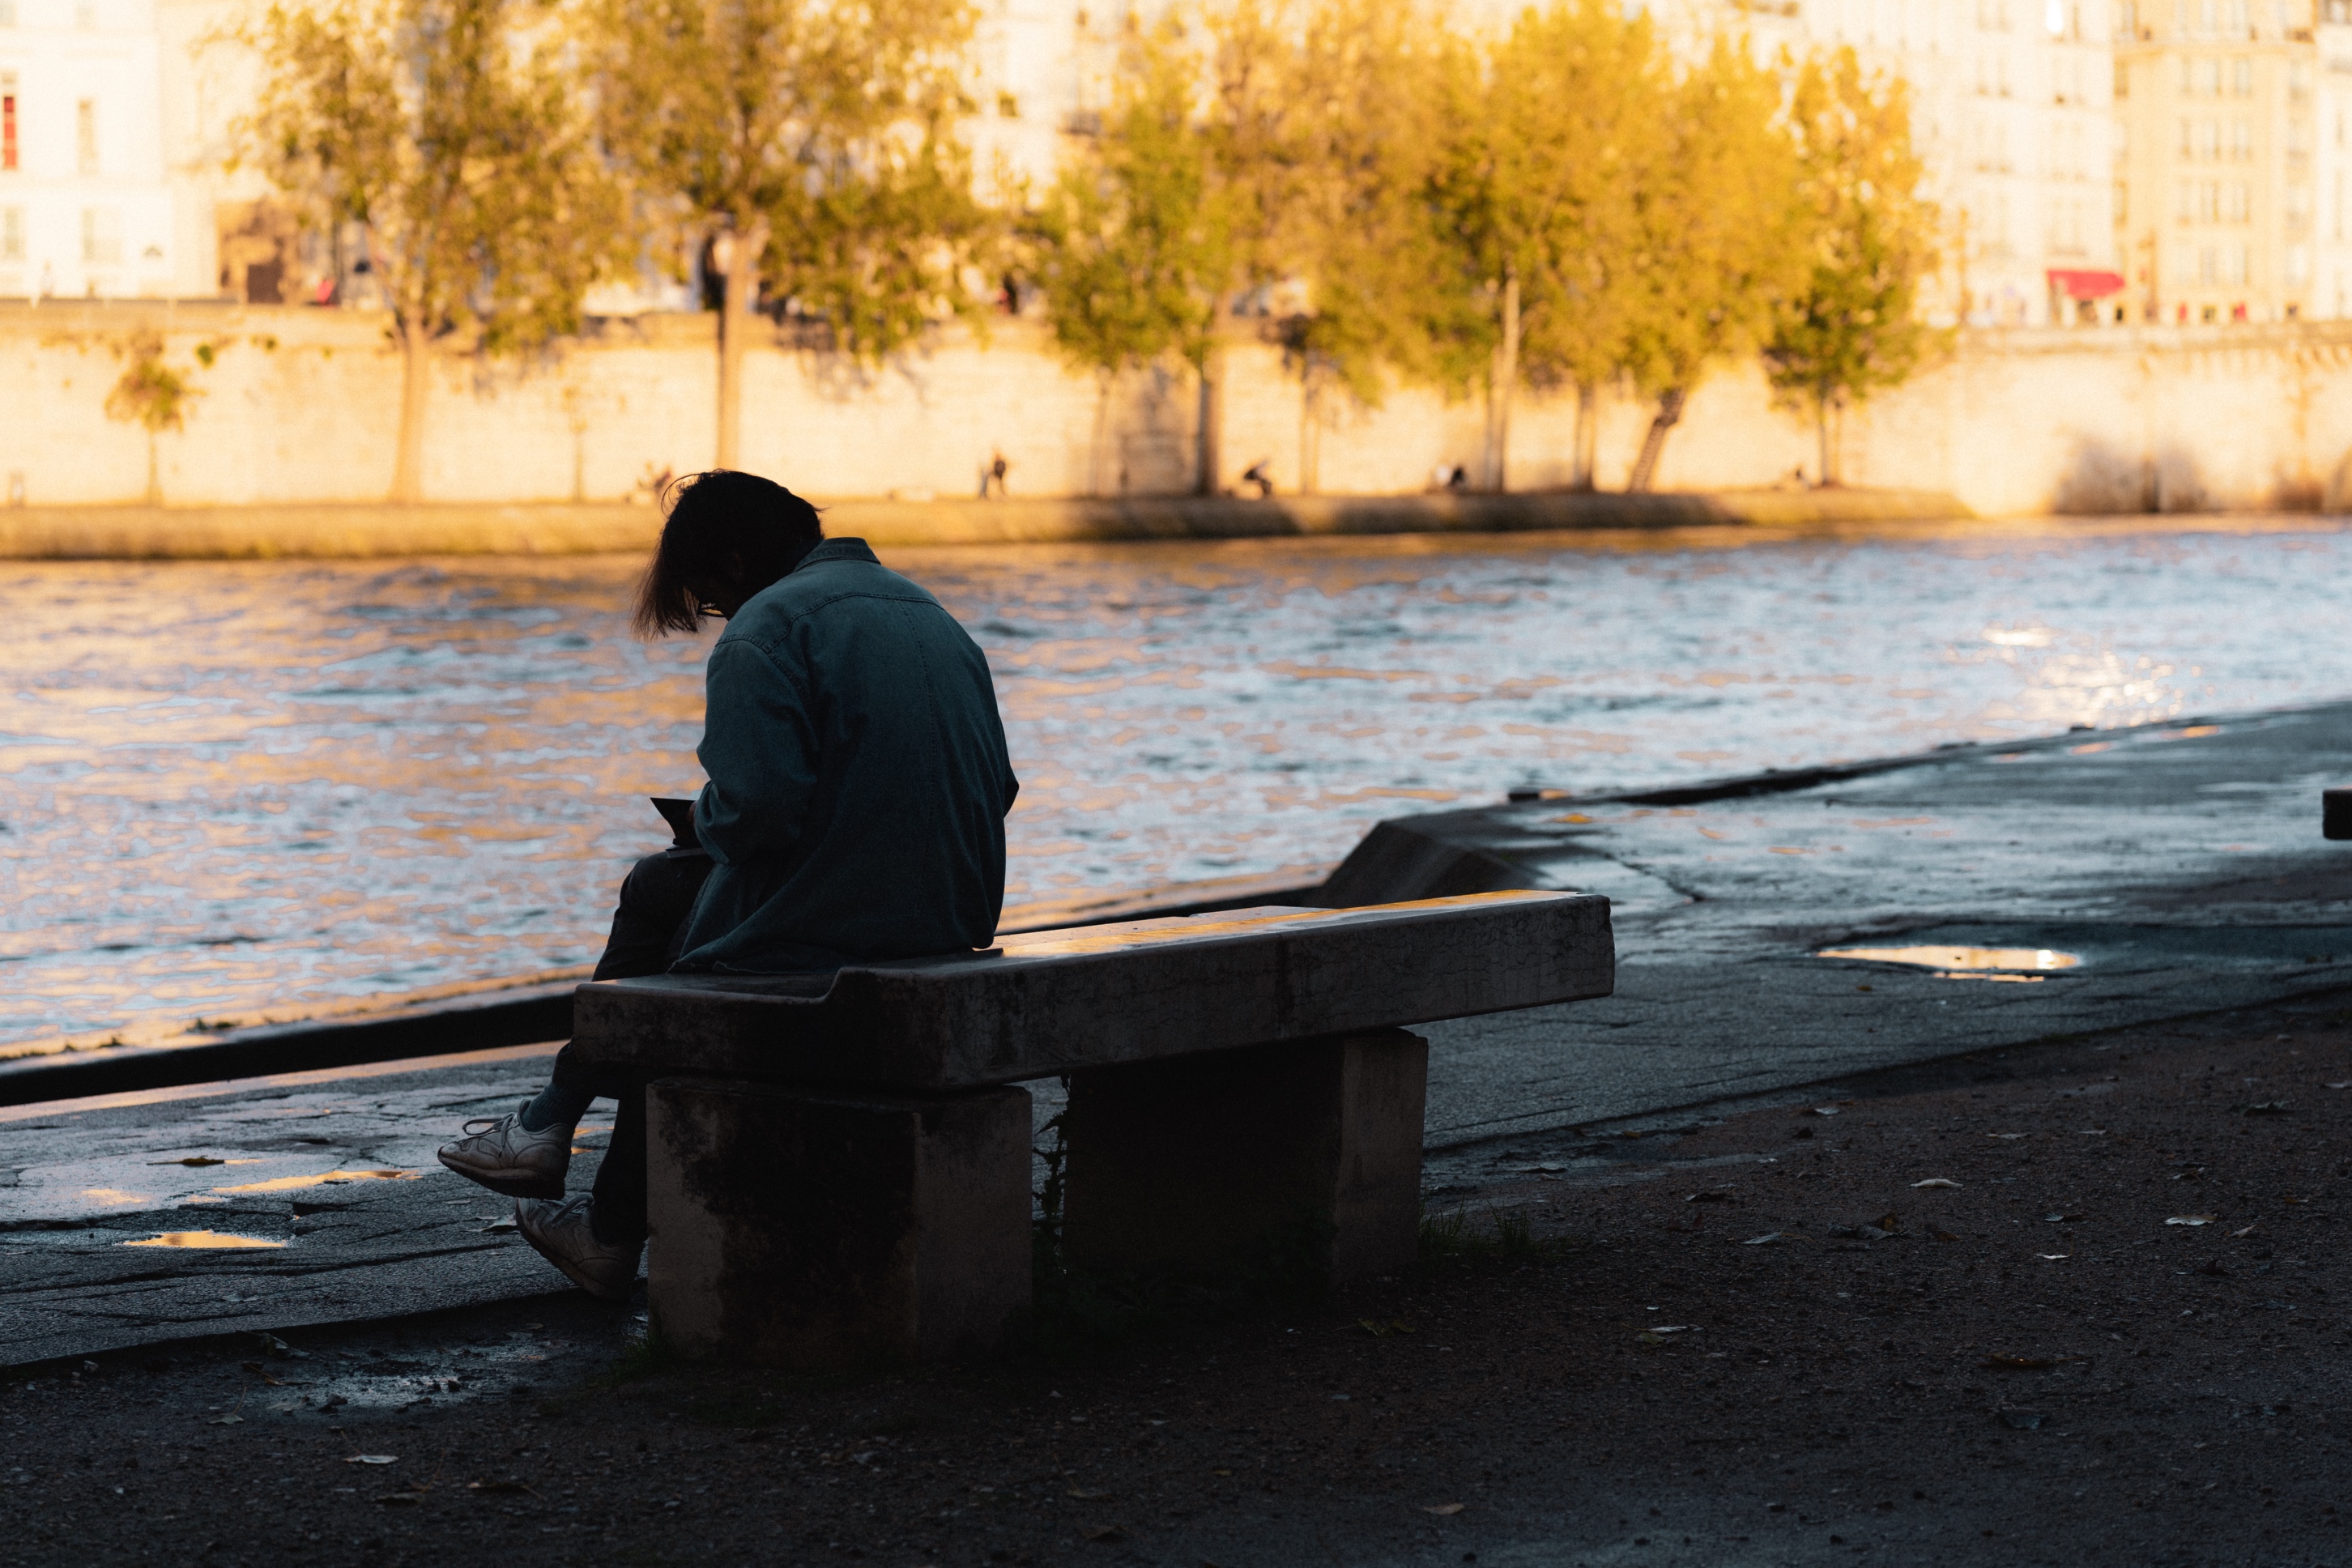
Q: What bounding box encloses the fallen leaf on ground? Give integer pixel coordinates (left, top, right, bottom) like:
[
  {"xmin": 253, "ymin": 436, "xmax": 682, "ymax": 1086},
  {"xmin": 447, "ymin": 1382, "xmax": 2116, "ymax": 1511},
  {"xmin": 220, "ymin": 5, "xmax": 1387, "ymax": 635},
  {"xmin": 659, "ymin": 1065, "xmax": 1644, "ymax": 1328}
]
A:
[
  {"xmin": 2167, "ymin": 1215, "xmax": 2218, "ymax": 1226},
  {"xmin": 1810, "ymin": 1107, "xmax": 1841, "ymax": 1117},
  {"xmin": 479, "ymin": 1219, "xmax": 518, "ymax": 1234},
  {"xmin": 1742, "ymin": 1232, "xmax": 1783, "ymax": 1246},
  {"xmin": 1911, "ymin": 1178, "xmax": 1962, "ymax": 1189},
  {"xmin": 1425, "ymin": 1502, "xmax": 1467, "ymax": 1516},
  {"xmin": 346, "ymin": 1455, "xmax": 398, "ymax": 1465},
  {"xmin": 2231, "ymin": 1224, "xmax": 2260, "ymax": 1238}
]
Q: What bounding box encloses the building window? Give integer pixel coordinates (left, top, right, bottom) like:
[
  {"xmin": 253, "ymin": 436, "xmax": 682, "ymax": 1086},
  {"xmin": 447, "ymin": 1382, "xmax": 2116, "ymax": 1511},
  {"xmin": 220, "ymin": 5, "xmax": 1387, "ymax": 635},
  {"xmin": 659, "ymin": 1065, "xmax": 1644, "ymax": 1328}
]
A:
[
  {"xmin": 2231, "ymin": 117, "xmax": 2252, "ymax": 156},
  {"xmin": 2233, "ymin": 57, "xmax": 2255, "ymax": 93},
  {"xmin": 81, "ymin": 206, "xmax": 120, "ymax": 264},
  {"xmin": 0, "ymin": 206, "xmax": 19, "ymax": 261},
  {"xmin": 2201, "ymin": 117, "xmax": 2225, "ymax": 156},
  {"xmin": 2178, "ymin": 177, "xmax": 2197, "ymax": 217},
  {"xmin": 2228, "ymin": 179, "xmax": 2253, "ymax": 218},
  {"xmin": 2199, "ymin": 243, "xmax": 2219, "ymax": 281},
  {"xmin": 2286, "ymin": 181, "xmax": 2312, "ymax": 220},
  {"xmin": 76, "ymin": 100, "xmax": 97, "ymax": 176},
  {"xmin": 2291, "ymin": 58, "xmax": 2313, "ymax": 97},
  {"xmin": 2196, "ymin": 56, "xmax": 2222, "ymax": 94}
]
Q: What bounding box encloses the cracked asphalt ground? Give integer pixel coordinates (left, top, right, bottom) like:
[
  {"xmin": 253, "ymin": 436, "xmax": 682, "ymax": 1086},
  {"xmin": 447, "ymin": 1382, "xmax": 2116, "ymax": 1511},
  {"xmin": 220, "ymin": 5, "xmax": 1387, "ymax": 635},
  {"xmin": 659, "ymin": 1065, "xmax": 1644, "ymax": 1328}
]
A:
[{"xmin": 6, "ymin": 992, "xmax": 2352, "ymax": 1567}]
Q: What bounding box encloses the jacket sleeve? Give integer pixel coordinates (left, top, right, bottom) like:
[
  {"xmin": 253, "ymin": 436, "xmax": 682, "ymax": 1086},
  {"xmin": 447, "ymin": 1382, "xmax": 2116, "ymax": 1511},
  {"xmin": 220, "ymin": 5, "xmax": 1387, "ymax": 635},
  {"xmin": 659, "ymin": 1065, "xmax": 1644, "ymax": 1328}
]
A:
[{"xmin": 692, "ymin": 635, "xmax": 820, "ymax": 867}]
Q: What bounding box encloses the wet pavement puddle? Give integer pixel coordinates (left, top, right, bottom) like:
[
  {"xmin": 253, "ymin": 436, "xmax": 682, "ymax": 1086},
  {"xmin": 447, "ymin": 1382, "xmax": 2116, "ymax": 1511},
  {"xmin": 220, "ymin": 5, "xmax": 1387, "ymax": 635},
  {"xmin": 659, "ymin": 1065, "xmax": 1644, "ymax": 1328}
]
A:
[
  {"xmin": 122, "ymin": 1231, "xmax": 288, "ymax": 1249},
  {"xmin": 1818, "ymin": 944, "xmax": 2084, "ymax": 980},
  {"xmin": 210, "ymin": 1168, "xmax": 425, "ymax": 1195}
]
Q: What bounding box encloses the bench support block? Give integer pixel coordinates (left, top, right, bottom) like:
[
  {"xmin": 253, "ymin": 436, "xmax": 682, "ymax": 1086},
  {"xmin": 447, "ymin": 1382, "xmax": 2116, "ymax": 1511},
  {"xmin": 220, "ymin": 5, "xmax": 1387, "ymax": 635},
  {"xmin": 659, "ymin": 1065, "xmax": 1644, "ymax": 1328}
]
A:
[
  {"xmin": 646, "ymin": 1077, "xmax": 1032, "ymax": 1369},
  {"xmin": 1061, "ymin": 1029, "xmax": 1428, "ymax": 1286}
]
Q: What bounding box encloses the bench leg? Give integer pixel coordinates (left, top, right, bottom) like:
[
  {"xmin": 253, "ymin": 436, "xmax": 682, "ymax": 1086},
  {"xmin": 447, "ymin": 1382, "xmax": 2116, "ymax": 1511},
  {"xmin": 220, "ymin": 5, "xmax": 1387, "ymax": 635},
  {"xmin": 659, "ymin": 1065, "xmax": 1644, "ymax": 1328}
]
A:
[
  {"xmin": 645, "ymin": 1076, "xmax": 1032, "ymax": 1369},
  {"xmin": 1059, "ymin": 1028, "xmax": 1427, "ymax": 1286}
]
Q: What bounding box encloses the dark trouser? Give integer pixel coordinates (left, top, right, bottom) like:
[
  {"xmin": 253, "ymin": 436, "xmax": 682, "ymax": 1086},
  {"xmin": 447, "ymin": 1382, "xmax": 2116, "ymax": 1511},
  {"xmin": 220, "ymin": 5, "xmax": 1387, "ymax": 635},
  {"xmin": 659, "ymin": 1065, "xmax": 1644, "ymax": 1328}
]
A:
[{"xmin": 553, "ymin": 850, "xmax": 712, "ymax": 1245}]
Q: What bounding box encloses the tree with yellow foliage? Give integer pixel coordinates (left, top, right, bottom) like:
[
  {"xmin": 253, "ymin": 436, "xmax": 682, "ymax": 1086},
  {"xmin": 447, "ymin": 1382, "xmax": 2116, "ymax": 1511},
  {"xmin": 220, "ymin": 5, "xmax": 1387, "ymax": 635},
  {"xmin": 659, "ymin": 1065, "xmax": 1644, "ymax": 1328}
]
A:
[
  {"xmin": 1763, "ymin": 48, "xmax": 1944, "ymax": 485},
  {"xmin": 1620, "ymin": 37, "xmax": 1809, "ymax": 492},
  {"xmin": 240, "ymin": 0, "xmax": 623, "ymax": 502}
]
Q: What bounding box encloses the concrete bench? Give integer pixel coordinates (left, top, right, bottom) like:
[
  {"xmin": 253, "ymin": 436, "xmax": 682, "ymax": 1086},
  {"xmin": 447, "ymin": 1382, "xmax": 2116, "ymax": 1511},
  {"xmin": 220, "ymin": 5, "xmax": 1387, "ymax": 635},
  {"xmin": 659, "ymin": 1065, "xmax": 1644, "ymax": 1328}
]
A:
[{"xmin": 569, "ymin": 889, "xmax": 1613, "ymax": 1368}]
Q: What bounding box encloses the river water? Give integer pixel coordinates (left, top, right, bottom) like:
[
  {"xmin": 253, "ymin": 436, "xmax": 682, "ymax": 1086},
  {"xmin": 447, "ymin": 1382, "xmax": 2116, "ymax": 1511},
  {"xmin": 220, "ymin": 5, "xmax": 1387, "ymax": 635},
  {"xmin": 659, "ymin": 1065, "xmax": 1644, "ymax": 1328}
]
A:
[{"xmin": 5, "ymin": 517, "xmax": 2350, "ymax": 1051}]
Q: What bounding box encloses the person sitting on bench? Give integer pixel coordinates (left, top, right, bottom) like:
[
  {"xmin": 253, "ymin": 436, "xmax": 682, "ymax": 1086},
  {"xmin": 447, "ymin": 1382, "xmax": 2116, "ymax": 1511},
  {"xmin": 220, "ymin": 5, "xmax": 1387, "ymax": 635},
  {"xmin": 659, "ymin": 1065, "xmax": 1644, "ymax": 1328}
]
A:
[{"xmin": 437, "ymin": 470, "xmax": 1020, "ymax": 1300}]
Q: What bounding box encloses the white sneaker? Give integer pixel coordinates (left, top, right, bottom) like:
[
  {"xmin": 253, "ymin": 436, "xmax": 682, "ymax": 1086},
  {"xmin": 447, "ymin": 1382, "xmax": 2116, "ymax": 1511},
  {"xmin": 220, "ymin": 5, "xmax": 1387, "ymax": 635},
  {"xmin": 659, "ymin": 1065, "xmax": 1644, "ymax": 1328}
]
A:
[
  {"xmin": 436, "ymin": 1108, "xmax": 569, "ymax": 1199},
  {"xmin": 514, "ymin": 1195, "xmax": 642, "ymax": 1303}
]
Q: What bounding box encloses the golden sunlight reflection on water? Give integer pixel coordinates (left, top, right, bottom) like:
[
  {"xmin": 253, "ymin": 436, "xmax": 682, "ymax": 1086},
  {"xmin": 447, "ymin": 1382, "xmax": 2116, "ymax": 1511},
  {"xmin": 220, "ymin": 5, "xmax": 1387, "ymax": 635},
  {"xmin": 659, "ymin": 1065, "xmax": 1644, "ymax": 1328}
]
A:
[
  {"xmin": 123, "ymin": 1232, "xmax": 288, "ymax": 1249},
  {"xmin": 4, "ymin": 519, "xmax": 2350, "ymax": 1048}
]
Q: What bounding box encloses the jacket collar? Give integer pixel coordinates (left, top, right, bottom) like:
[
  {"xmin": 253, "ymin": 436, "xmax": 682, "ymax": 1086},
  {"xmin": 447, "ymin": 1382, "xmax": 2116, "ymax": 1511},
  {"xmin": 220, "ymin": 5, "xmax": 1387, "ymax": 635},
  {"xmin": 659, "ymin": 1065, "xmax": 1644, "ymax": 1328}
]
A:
[{"xmin": 792, "ymin": 538, "xmax": 878, "ymax": 571}]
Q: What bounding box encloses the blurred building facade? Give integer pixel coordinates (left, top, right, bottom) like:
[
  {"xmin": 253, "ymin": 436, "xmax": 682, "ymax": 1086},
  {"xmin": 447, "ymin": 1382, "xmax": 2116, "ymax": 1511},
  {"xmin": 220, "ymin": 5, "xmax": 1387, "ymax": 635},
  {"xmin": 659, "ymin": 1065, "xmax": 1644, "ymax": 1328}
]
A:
[
  {"xmin": 28, "ymin": 0, "xmax": 2351, "ymax": 328},
  {"xmin": 2111, "ymin": 0, "xmax": 2352, "ymax": 324},
  {"xmin": 0, "ymin": 0, "xmax": 206, "ymax": 300}
]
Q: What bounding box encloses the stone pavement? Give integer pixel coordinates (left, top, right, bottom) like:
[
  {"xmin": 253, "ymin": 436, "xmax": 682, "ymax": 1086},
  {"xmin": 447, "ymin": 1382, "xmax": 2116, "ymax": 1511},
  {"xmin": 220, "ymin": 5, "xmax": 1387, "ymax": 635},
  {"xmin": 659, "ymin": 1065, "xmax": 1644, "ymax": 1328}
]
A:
[
  {"xmin": 1412, "ymin": 699, "xmax": 2352, "ymax": 1161},
  {"xmin": 4, "ymin": 701, "xmax": 2350, "ymax": 1366},
  {"xmin": 0, "ymin": 1046, "xmax": 579, "ymax": 1367}
]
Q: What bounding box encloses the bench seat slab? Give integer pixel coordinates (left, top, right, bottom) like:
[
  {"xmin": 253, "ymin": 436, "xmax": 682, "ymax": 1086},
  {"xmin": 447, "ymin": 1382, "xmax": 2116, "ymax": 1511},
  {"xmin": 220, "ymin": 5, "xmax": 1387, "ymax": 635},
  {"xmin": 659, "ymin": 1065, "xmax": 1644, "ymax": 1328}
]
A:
[
  {"xmin": 574, "ymin": 891, "xmax": 1611, "ymax": 1091},
  {"xmin": 1062, "ymin": 1029, "xmax": 1429, "ymax": 1285},
  {"xmin": 646, "ymin": 1078, "xmax": 1032, "ymax": 1370}
]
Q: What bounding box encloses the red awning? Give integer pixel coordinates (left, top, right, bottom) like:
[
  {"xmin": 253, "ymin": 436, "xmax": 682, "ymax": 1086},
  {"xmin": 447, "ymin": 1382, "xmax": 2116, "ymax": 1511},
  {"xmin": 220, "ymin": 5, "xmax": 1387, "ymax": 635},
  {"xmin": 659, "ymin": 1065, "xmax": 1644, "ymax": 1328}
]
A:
[{"xmin": 2047, "ymin": 268, "xmax": 2126, "ymax": 300}]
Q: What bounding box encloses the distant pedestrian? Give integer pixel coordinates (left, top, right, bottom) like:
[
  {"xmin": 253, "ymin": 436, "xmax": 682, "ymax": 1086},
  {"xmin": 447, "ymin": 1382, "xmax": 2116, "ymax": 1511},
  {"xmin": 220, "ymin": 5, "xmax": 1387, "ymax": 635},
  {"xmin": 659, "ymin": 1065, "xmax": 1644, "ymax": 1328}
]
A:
[
  {"xmin": 1241, "ymin": 459, "xmax": 1274, "ymax": 499},
  {"xmin": 983, "ymin": 449, "xmax": 1010, "ymax": 499}
]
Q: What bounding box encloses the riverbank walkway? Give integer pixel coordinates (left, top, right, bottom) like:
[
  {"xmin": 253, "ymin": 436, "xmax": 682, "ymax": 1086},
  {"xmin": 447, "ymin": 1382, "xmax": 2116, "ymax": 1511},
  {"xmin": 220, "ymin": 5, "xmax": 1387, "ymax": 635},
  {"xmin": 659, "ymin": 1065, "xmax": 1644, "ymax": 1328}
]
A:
[{"xmin": 3, "ymin": 699, "xmax": 2347, "ymax": 1366}]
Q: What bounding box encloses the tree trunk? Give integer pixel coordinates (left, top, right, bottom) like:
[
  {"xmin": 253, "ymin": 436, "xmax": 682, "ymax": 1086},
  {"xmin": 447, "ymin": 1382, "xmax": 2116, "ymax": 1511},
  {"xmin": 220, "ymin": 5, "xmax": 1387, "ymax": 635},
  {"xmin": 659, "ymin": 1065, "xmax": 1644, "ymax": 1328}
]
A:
[
  {"xmin": 1625, "ymin": 386, "xmax": 1687, "ymax": 493},
  {"xmin": 1816, "ymin": 391, "xmax": 1835, "ymax": 487},
  {"xmin": 1485, "ymin": 271, "xmax": 1519, "ymax": 492},
  {"xmin": 143, "ymin": 431, "xmax": 160, "ymax": 507},
  {"xmin": 1194, "ymin": 340, "xmax": 1225, "ymax": 496},
  {"xmin": 1298, "ymin": 362, "xmax": 1321, "ymax": 496},
  {"xmin": 1089, "ymin": 374, "xmax": 1114, "ymax": 498},
  {"xmin": 391, "ymin": 318, "xmax": 430, "ymax": 503},
  {"xmin": 716, "ymin": 216, "xmax": 769, "ymax": 471},
  {"xmin": 1572, "ymin": 381, "xmax": 1598, "ymax": 492}
]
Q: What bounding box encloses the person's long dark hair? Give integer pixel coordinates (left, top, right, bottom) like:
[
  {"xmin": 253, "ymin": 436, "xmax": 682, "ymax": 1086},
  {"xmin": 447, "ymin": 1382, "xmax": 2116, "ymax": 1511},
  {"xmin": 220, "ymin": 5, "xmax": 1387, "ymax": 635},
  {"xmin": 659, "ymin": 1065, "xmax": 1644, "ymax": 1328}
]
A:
[{"xmin": 633, "ymin": 471, "xmax": 824, "ymax": 637}]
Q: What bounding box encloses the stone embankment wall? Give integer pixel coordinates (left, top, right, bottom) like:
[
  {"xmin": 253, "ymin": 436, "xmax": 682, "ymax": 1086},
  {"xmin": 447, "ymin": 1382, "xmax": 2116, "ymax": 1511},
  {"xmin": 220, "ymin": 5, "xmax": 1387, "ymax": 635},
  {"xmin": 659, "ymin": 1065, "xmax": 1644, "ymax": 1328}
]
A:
[{"xmin": 5, "ymin": 300, "xmax": 2352, "ymax": 520}]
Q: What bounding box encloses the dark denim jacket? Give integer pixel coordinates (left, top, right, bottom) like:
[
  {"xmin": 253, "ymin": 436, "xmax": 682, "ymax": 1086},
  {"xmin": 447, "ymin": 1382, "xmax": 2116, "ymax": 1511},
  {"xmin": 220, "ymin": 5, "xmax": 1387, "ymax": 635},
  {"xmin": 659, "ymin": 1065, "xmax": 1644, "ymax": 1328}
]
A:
[{"xmin": 674, "ymin": 539, "xmax": 1019, "ymax": 974}]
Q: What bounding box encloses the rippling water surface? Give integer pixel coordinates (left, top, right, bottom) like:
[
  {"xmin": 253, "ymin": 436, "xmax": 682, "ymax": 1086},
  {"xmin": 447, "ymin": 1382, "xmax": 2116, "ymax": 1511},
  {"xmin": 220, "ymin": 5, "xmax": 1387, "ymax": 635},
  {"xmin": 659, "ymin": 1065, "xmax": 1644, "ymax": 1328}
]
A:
[{"xmin": 5, "ymin": 518, "xmax": 2350, "ymax": 1049}]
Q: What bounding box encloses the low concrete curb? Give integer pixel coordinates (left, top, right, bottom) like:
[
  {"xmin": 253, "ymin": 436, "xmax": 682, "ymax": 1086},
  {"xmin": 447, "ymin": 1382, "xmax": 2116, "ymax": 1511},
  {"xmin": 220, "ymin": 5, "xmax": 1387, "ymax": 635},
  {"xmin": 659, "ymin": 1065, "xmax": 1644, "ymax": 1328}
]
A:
[{"xmin": 0, "ymin": 488, "xmax": 1971, "ymax": 560}]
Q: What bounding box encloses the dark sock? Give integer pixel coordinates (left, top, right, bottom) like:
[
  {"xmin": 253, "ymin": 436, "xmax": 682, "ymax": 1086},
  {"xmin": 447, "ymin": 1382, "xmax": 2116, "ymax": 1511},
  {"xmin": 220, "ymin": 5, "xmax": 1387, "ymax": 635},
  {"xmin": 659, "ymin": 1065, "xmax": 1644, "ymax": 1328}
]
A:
[
  {"xmin": 516, "ymin": 1083, "xmax": 594, "ymax": 1134},
  {"xmin": 588, "ymin": 1204, "xmax": 646, "ymax": 1250}
]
